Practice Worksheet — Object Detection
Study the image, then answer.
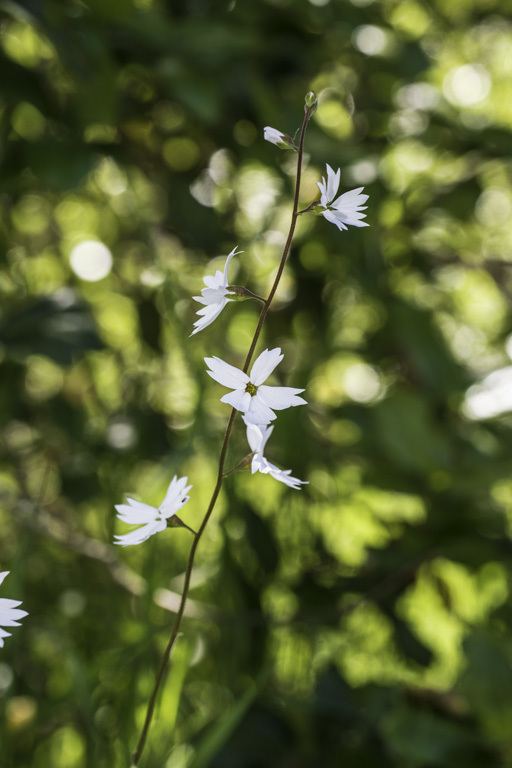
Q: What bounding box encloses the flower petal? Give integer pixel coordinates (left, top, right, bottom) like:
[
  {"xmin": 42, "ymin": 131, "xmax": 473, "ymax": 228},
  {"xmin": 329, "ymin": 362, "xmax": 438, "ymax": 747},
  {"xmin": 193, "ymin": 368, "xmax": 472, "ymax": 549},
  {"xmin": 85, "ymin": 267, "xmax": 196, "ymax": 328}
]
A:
[
  {"xmin": 245, "ymin": 420, "xmax": 274, "ymax": 453},
  {"xmin": 257, "ymin": 385, "xmax": 307, "ymax": 410},
  {"xmin": 159, "ymin": 475, "xmax": 192, "ymax": 517},
  {"xmin": 115, "ymin": 499, "xmax": 158, "ymax": 525},
  {"xmin": 323, "ymin": 210, "xmax": 348, "ymax": 231},
  {"xmin": 250, "ymin": 347, "xmax": 283, "ymax": 386},
  {"xmin": 245, "ymin": 396, "xmax": 276, "ymax": 425},
  {"xmin": 223, "ymin": 246, "xmax": 243, "ymax": 283},
  {"xmin": 191, "ymin": 302, "xmax": 226, "ymax": 336},
  {"xmin": 205, "ymin": 356, "xmax": 249, "ymax": 388},
  {"xmin": 220, "ymin": 389, "xmax": 252, "ymax": 412},
  {"xmin": 114, "ymin": 520, "xmax": 166, "ymax": 547},
  {"xmin": 325, "ymin": 164, "xmax": 340, "ymax": 203}
]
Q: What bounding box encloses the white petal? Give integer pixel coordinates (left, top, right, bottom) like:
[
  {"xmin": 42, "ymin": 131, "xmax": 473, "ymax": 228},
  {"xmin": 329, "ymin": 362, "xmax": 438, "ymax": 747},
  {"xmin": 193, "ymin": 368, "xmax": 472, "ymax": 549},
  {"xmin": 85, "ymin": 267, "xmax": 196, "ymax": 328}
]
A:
[
  {"xmin": 333, "ymin": 187, "xmax": 366, "ymax": 205},
  {"xmin": 317, "ymin": 175, "xmax": 328, "ymax": 205},
  {"xmin": 250, "ymin": 348, "xmax": 283, "ymax": 386},
  {"xmin": 257, "ymin": 385, "xmax": 307, "ymax": 410},
  {"xmin": 114, "ymin": 520, "xmax": 166, "ymax": 547},
  {"xmin": 199, "ymin": 287, "xmax": 227, "ymax": 304},
  {"xmin": 0, "ymin": 610, "xmax": 28, "ymax": 626},
  {"xmin": 221, "ymin": 389, "xmax": 252, "ymax": 412},
  {"xmin": 323, "ymin": 210, "xmax": 348, "ymax": 231},
  {"xmin": 223, "ymin": 247, "xmax": 243, "ymax": 283},
  {"xmin": 245, "ymin": 396, "xmax": 276, "ymax": 425},
  {"xmin": 255, "ymin": 457, "xmax": 307, "ymax": 489},
  {"xmin": 203, "ymin": 274, "xmax": 219, "ymax": 290},
  {"xmin": 325, "ymin": 165, "xmax": 340, "ymax": 203},
  {"xmin": 0, "ymin": 572, "xmax": 9, "ymax": 587},
  {"xmin": 245, "ymin": 421, "xmax": 264, "ymax": 453},
  {"xmin": 245, "ymin": 420, "xmax": 273, "ymax": 452},
  {"xmin": 251, "ymin": 452, "xmax": 267, "ymax": 474},
  {"xmin": 115, "ymin": 499, "xmax": 158, "ymax": 525},
  {"xmin": 264, "ymin": 126, "xmax": 285, "ymax": 145},
  {"xmin": 160, "ymin": 475, "xmax": 192, "ymax": 517},
  {"xmin": 205, "ymin": 356, "xmax": 249, "ymax": 388},
  {"xmin": 191, "ymin": 302, "xmax": 226, "ymax": 336}
]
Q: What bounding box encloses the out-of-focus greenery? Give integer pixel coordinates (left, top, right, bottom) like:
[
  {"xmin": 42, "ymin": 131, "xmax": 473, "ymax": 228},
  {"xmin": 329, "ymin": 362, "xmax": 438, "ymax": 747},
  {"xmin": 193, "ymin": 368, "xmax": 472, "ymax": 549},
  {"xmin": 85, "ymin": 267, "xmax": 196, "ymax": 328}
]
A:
[{"xmin": 2, "ymin": 0, "xmax": 512, "ymax": 765}]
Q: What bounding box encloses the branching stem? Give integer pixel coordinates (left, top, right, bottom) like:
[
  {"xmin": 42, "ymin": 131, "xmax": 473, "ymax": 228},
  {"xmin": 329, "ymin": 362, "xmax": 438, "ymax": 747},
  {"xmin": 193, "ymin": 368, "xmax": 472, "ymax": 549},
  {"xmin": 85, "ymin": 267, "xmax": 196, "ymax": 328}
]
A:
[{"xmin": 131, "ymin": 104, "xmax": 313, "ymax": 766}]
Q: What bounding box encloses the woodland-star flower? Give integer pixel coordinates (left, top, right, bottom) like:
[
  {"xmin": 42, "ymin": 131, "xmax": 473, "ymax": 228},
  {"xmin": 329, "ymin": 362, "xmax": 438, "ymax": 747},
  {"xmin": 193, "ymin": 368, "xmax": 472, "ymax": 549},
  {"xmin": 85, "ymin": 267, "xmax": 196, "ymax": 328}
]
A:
[
  {"xmin": 191, "ymin": 247, "xmax": 243, "ymax": 336},
  {"xmin": 114, "ymin": 475, "xmax": 192, "ymax": 547},
  {"xmin": 205, "ymin": 347, "xmax": 306, "ymax": 425},
  {"xmin": 244, "ymin": 418, "xmax": 308, "ymax": 490},
  {"xmin": 317, "ymin": 164, "xmax": 369, "ymax": 232},
  {"xmin": 0, "ymin": 571, "xmax": 28, "ymax": 648}
]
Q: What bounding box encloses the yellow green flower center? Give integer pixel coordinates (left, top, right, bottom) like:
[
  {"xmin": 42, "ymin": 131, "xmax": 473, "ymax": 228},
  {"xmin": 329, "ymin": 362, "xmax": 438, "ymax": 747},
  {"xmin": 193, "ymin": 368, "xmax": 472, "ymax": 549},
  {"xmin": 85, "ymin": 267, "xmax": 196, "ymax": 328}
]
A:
[{"xmin": 245, "ymin": 382, "xmax": 257, "ymax": 396}]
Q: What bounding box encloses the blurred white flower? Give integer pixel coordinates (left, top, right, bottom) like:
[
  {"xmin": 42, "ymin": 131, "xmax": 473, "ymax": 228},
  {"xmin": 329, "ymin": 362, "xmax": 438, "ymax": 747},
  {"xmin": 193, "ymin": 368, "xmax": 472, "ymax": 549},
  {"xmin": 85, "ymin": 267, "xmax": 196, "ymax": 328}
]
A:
[
  {"xmin": 191, "ymin": 247, "xmax": 242, "ymax": 336},
  {"xmin": 114, "ymin": 475, "xmax": 192, "ymax": 547},
  {"xmin": 205, "ymin": 347, "xmax": 306, "ymax": 425},
  {"xmin": 0, "ymin": 571, "xmax": 27, "ymax": 648},
  {"xmin": 317, "ymin": 164, "xmax": 369, "ymax": 232},
  {"xmin": 263, "ymin": 126, "xmax": 297, "ymax": 150},
  {"xmin": 244, "ymin": 419, "xmax": 308, "ymax": 490}
]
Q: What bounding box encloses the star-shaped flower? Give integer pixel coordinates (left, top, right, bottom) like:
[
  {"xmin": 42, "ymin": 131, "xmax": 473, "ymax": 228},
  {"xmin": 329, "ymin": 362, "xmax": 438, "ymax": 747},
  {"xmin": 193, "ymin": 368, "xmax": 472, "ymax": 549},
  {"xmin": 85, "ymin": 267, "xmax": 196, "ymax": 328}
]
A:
[
  {"xmin": 191, "ymin": 247, "xmax": 243, "ymax": 336},
  {"xmin": 114, "ymin": 475, "xmax": 192, "ymax": 547},
  {"xmin": 0, "ymin": 571, "xmax": 28, "ymax": 648},
  {"xmin": 244, "ymin": 419, "xmax": 308, "ymax": 490},
  {"xmin": 317, "ymin": 164, "xmax": 369, "ymax": 232},
  {"xmin": 205, "ymin": 347, "xmax": 306, "ymax": 425}
]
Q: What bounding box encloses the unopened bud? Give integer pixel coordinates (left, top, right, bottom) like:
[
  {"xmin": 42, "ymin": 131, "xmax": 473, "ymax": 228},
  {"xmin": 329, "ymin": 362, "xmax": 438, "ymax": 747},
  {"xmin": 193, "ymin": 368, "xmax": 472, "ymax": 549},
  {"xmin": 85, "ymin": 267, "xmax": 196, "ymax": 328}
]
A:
[
  {"xmin": 304, "ymin": 91, "xmax": 318, "ymax": 115},
  {"xmin": 263, "ymin": 126, "xmax": 298, "ymax": 151}
]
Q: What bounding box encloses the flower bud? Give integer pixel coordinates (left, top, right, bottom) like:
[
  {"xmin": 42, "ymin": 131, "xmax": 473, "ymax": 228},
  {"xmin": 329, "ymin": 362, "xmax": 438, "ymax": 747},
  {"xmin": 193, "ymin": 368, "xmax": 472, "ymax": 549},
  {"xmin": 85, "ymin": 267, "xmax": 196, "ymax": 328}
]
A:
[
  {"xmin": 263, "ymin": 126, "xmax": 298, "ymax": 151},
  {"xmin": 304, "ymin": 91, "xmax": 318, "ymax": 115}
]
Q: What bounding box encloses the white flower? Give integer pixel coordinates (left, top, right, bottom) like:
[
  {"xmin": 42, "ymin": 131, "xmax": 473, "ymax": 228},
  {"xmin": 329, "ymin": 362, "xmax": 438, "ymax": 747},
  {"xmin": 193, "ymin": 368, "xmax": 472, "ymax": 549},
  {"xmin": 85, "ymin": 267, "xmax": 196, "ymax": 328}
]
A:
[
  {"xmin": 317, "ymin": 164, "xmax": 369, "ymax": 232},
  {"xmin": 0, "ymin": 571, "xmax": 27, "ymax": 648},
  {"xmin": 191, "ymin": 247, "xmax": 242, "ymax": 336},
  {"xmin": 263, "ymin": 126, "xmax": 296, "ymax": 150},
  {"xmin": 114, "ymin": 475, "xmax": 192, "ymax": 547},
  {"xmin": 244, "ymin": 419, "xmax": 308, "ymax": 490},
  {"xmin": 205, "ymin": 347, "xmax": 306, "ymax": 425}
]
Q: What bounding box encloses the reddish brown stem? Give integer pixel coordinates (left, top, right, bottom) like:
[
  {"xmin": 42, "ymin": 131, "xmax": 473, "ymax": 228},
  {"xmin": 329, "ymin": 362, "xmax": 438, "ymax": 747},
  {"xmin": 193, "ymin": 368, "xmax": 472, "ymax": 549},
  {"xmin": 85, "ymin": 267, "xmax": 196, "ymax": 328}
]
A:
[{"xmin": 131, "ymin": 104, "xmax": 313, "ymax": 766}]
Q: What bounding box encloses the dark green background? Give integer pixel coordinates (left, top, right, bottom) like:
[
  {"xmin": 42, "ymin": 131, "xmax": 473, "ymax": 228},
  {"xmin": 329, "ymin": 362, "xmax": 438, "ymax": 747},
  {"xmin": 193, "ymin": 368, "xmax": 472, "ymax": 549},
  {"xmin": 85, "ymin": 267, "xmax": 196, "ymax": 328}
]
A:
[{"xmin": 1, "ymin": 0, "xmax": 512, "ymax": 765}]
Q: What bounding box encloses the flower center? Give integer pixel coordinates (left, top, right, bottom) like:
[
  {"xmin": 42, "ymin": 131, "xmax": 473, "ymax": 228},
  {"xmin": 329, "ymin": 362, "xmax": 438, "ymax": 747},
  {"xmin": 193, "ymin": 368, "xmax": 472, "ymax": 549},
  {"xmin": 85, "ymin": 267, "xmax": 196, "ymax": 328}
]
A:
[{"xmin": 245, "ymin": 382, "xmax": 257, "ymax": 396}]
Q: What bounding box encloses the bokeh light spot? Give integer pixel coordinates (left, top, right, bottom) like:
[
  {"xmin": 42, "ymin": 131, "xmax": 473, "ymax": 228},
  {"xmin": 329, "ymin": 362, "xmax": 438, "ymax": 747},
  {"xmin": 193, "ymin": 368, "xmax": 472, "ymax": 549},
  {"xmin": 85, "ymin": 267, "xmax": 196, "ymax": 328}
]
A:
[{"xmin": 70, "ymin": 241, "xmax": 113, "ymax": 282}]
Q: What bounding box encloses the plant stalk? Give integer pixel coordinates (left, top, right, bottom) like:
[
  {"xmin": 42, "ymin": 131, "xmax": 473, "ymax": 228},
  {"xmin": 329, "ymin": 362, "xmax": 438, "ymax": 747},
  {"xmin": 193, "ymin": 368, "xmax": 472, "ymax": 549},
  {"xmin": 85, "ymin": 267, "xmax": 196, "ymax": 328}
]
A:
[{"xmin": 131, "ymin": 104, "xmax": 313, "ymax": 766}]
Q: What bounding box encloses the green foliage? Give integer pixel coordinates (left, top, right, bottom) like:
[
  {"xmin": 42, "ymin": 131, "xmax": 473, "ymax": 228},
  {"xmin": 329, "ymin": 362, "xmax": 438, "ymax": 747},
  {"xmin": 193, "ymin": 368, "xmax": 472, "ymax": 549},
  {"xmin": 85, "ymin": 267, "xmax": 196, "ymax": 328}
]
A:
[{"xmin": 1, "ymin": 0, "xmax": 512, "ymax": 766}]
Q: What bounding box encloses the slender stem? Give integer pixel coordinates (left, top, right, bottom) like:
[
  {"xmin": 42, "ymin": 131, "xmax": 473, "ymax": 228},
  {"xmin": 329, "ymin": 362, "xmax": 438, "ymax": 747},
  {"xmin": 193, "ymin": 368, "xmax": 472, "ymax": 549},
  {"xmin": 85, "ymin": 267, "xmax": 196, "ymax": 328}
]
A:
[
  {"xmin": 131, "ymin": 105, "xmax": 313, "ymax": 766},
  {"xmin": 242, "ymin": 109, "xmax": 311, "ymax": 374}
]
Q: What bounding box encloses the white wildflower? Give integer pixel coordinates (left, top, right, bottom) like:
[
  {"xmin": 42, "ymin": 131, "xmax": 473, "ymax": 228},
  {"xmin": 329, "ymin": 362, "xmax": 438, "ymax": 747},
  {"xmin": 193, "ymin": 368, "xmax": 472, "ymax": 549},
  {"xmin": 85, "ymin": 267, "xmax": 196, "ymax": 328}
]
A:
[
  {"xmin": 114, "ymin": 475, "xmax": 192, "ymax": 547},
  {"xmin": 0, "ymin": 571, "xmax": 27, "ymax": 648},
  {"xmin": 244, "ymin": 419, "xmax": 308, "ymax": 490},
  {"xmin": 317, "ymin": 164, "xmax": 369, "ymax": 232},
  {"xmin": 191, "ymin": 247, "xmax": 242, "ymax": 336},
  {"xmin": 205, "ymin": 347, "xmax": 306, "ymax": 425}
]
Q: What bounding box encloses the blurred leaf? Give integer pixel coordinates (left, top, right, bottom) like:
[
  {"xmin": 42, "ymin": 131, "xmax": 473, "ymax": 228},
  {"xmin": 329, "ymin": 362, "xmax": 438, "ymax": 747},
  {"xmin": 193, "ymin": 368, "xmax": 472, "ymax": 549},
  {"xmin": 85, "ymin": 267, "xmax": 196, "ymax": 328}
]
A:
[{"xmin": 0, "ymin": 291, "xmax": 103, "ymax": 365}]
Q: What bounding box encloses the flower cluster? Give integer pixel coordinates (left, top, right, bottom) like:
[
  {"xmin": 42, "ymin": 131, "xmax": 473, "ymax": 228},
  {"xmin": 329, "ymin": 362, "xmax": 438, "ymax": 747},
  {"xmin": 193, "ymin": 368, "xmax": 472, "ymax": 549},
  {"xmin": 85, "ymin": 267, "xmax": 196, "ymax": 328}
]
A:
[
  {"xmin": 0, "ymin": 571, "xmax": 27, "ymax": 648},
  {"xmin": 114, "ymin": 114, "xmax": 370, "ymax": 542}
]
